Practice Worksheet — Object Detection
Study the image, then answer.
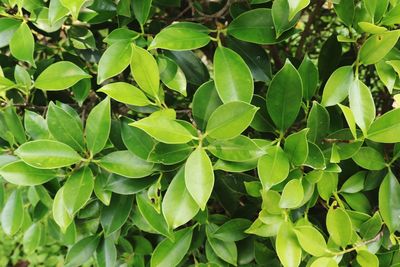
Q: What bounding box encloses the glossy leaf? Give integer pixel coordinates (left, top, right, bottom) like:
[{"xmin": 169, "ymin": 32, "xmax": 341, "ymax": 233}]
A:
[
  {"xmin": 1, "ymin": 189, "xmax": 23, "ymax": 235},
  {"xmin": 59, "ymin": 0, "xmax": 86, "ymax": 19},
  {"xmin": 97, "ymin": 41, "xmax": 131, "ymax": 84},
  {"xmin": 367, "ymin": 108, "xmax": 400, "ymax": 143},
  {"xmin": 86, "ymin": 97, "xmax": 111, "ymax": 155},
  {"xmin": 65, "ymin": 235, "xmax": 100, "ymax": 267},
  {"xmin": 349, "ymin": 80, "xmax": 375, "ymax": 135},
  {"xmin": 321, "ymin": 66, "xmax": 354, "ymax": 107},
  {"xmin": 10, "ymin": 23, "xmax": 35, "ymax": 66},
  {"xmin": 359, "ymin": 31, "xmax": 400, "ymax": 65},
  {"xmin": 276, "ymin": 222, "xmax": 302, "ymax": 267},
  {"xmin": 258, "ymin": 146, "xmax": 289, "ymax": 189},
  {"xmin": 101, "ymin": 194, "xmax": 132, "ymax": 236},
  {"xmin": 326, "ymin": 207, "xmax": 352, "ymax": 247},
  {"xmin": 295, "ymin": 225, "xmax": 327, "ymax": 257},
  {"xmin": 284, "ymin": 128, "xmax": 309, "ymax": 165},
  {"xmin": 0, "ymin": 161, "xmax": 56, "ymax": 186},
  {"xmin": 379, "ymin": 171, "xmax": 400, "ymax": 233}
]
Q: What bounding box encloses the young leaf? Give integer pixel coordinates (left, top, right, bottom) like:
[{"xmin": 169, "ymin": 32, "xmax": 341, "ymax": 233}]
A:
[
  {"xmin": 59, "ymin": 0, "xmax": 86, "ymax": 19},
  {"xmin": 284, "ymin": 128, "xmax": 309, "ymax": 165},
  {"xmin": 266, "ymin": 60, "xmax": 303, "ymax": 131},
  {"xmin": 64, "ymin": 235, "xmax": 100, "ymax": 267},
  {"xmin": 279, "ymin": 179, "xmax": 304, "ymax": 209},
  {"xmin": 359, "ymin": 31, "xmax": 400, "ymax": 65},
  {"xmin": 97, "ymin": 41, "xmax": 131, "ymax": 84},
  {"xmin": 356, "ymin": 250, "xmax": 379, "ymax": 267},
  {"xmin": 162, "ymin": 168, "xmax": 199, "ymax": 229},
  {"xmin": 150, "ymin": 227, "xmax": 193, "ymax": 267},
  {"xmin": 276, "ymin": 222, "xmax": 302, "ymax": 267},
  {"xmin": 326, "ymin": 207, "xmax": 352, "ymax": 247},
  {"xmin": 86, "ymin": 97, "xmax": 111, "ymax": 155},
  {"xmin": 1, "ymin": 189, "xmax": 23, "ymax": 235},
  {"xmin": 23, "ymin": 223, "xmax": 42, "ymax": 254},
  {"xmin": 367, "ymin": 108, "xmax": 400, "ymax": 143},
  {"xmin": 10, "ymin": 22, "xmax": 35, "ymax": 66},
  {"xmin": 349, "ymin": 80, "xmax": 375, "ymax": 135},
  {"xmin": 288, "ymin": 0, "xmax": 310, "ymax": 21},
  {"xmin": 52, "ymin": 187, "xmax": 73, "ymax": 232},
  {"xmin": 294, "ymin": 225, "xmax": 327, "ymax": 257},
  {"xmin": 149, "ymin": 22, "xmax": 211, "ymax": 51},
  {"xmin": 157, "ymin": 55, "xmax": 187, "ymax": 96},
  {"xmin": 0, "ymin": 18, "xmax": 21, "ymax": 48},
  {"xmin": 98, "ymin": 151, "xmax": 154, "ymax": 178},
  {"xmin": 35, "ymin": 62, "xmax": 91, "ymax": 90},
  {"xmin": 130, "ymin": 44, "xmax": 160, "ymax": 98},
  {"xmin": 185, "ymin": 147, "xmax": 214, "ymax": 211},
  {"xmin": 338, "ymin": 104, "xmax": 357, "ymax": 139},
  {"xmin": 310, "ymin": 257, "xmax": 338, "ymax": 267},
  {"xmin": 379, "ymin": 171, "xmax": 400, "ymax": 233},
  {"xmin": 206, "ymin": 101, "xmax": 258, "ymax": 140},
  {"xmin": 100, "ymin": 194, "xmax": 133, "ymax": 236},
  {"xmin": 272, "ymin": 0, "xmax": 298, "ymax": 37},
  {"xmin": 258, "ymin": 145, "xmax": 289, "ymax": 189},
  {"xmin": 0, "ymin": 161, "xmax": 57, "ymax": 186},
  {"xmin": 15, "ymin": 140, "xmax": 81, "ymax": 169},
  {"xmin": 352, "ymin": 147, "xmax": 386, "ymax": 170},
  {"xmin": 214, "ymin": 46, "xmax": 254, "ymax": 103},
  {"xmin": 63, "ymin": 167, "xmax": 94, "ymax": 215},
  {"xmin": 321, "ymin": 66, "xmax": 354, "ymax": 107}
]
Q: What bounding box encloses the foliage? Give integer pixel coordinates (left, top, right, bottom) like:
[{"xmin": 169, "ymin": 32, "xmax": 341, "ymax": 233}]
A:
[{"xmin": 1, "ymin": 0, "xmax": 400, "ymax": 266}]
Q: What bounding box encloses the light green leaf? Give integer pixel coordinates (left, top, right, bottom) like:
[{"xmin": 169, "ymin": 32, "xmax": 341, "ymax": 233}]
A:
[
  {"xmin": 356, "ymin": 250, "xmax": 379, "ymax": 267},
  {"xmin": 307, "ymin": 102, "xmax": 330, "ymax": 143},
  {"xmin": 206, "ymin": 101, "xmax": 258, "ymax": 140},
  {"xmin": 288, "ymin": 0, "xmax": 310, "ymax": 20},
  {"xmin": 214, "ymin": 46, "xmax": 254, "ymax": 103},
  {"xmin": 358, "ymin": 22, "xmax": 387, "ymax": 34},
  {"xmin": 10, "ymin": 22, "xmax": 35, "ymax": 66},
  {"xmin": 272, "ymin": 0, "xmax": 298, "ymax": 37},
  {"xmin": 185, "ymin": 147, "xmax": 214, "ymax": 211},
  {"xmin": 1, "ymin": 189, "xmax": 23, "ymax": 235},
  {"xmin": 367, "ymin": 108, "xmax": 400, "ymax": 143},
  {"xmin": 258, "ymin": 145, "xmax": 289, "ymax": 189},
  {"xmin": 352, "ymin": 147, "xmax": 386, "ymax": 170},
  {"xmin": 130, "ymin": 44, "xmax": 160, "ymax": 98},
  {"xmin": 98, "ymin": 151, "xmax": 154, "ymax": 178},
  {"xmin": 59, "ymin": 0, "xmax": 86, "ymax": 19},
  {"xmin": 65, "ymin": 235, "xmax": 100, "ymax": 267},
  {"xmin": 349, "ymin": 80, "xmax": 375, "ymax": 135},
  {"xmin": 212, "ymin": 219, "xmax": 251, "ymax": 242},
  {"xmin": 97, "ymin": 41, "xmax": 131, "ymax": 84},
  {"xmin": 15, "ymin": 140, "xmax": 81, "ymax": 169},
  {"xmin": 63, "ymin": 167, "xmax": 94, "ymax": 215},
  {"xmin": 279, "ymin": 179, "xmax": 304, "ymax": 209},
  {"xmin": 149, "ymin": 22, "xmax": 211, "ymax": 51},
  {"xmin": 150, "ymin": 227, "xmax": 193, "ymax": 267},
  {"xmin": 364, "ymin": 0, "xmax": 389, "ymax": 22},
  {"xmin": 157, "ymin": 55, "xmax": 187, "ymax": 96},
  {"xmin": 379, "ymin": 171, "xmax": 400, "ymax": 233},
  {"xmin": 317, "ymin": 172, "xmax": 338, "ymax": 201},
  {"xmin": 52, "ymin": 187, "xmax": 73, "ymax": 232},
  {"xmin": 98, "ymin": 82, "xmax": 151, "ymax": 106},
  {"xmin": 276, "ymin": 222, "xmax": 302, "ymax": 267},
  {"xmin": 162, "ymin": 168, "xmax": 199, "ymax": 229},
  {"xmin": 86, "ymin": 97, "xmax": 111, "ymax": 155},
  {"xmin": 35, "ymin": 61, "xmax": 91, "ymax": 90},
  {"xmin": 340, "ymin": 171, "xmax": 366, "ymax": 193},
  {"xmin": 359, "ymin": 31, "xmax": 400, "ymax": 65},
  {"xmin": 310, "ymin": 257, "xmax": 338, "ymax": 267},
  {"xmin": 266, "ymin": 60, "xmax": 303, "ymax": 131},
  {"xmin": 148, "ymin": 143, "xmax": 193, "ymax": 165},
  {"xmin": 23, "ymin": 223, "xmax": 42, "ymax": 254},
  {"xmin": 284, "ymin": 128, "xmax": 309, "ymax": 165},
  {"xmin": 0, "ymin": 18, "xmax": 21, "ymax": 48},
  {"xmin": 321, "ymin": 66, "xmax": 354, "ymax": 107},
  {"xmin": 326, "ymin": 207, "xmax": 352, "ymax": 247},
  {"xmin": 101, "ymin": 194, "xmax": 132, "ymax": 236},
  {"xmin": 14, "ymin": 65, "xmax": 31, "ymax": 90},
  {"xmin": 48, "ymin": 0, "xmax": 69, "ymax": 25},
  {"xmin": 24, "ymin": 110, "xmax": 49, "ymax": 140},
  {"xmin": 338, "ymin": 104, "xmax": 357, "ymax": 139},
  {"xmin": 295, "ymin": 225, "xmax": 327, "ymax": 257},
  {"xmin": 0, "ymin": 161, "xmax": 56, "ymax": 186}
]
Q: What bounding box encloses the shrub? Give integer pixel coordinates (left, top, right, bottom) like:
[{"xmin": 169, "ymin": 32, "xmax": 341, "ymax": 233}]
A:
[{"xmin": 1, "ymin": 0, "xmax": 400, "ymax": 266}]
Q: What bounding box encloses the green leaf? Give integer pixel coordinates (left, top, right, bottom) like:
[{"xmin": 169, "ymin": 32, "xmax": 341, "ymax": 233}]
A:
[
  {"xmin": 379, "ymin": 171, "xmax": 400, "ymax": 233},
  {"xmin": 2, "ymin": 105, "xmax": 26, "ymax": 144},
  {"xmin": 294, "ymin": 225, "xmax": 327, "ymax": 257},
  {"xmin": 15, "ymin": 140, "xmax": 81, "ymax": 169},
  {"xmin": 207, "ymin": 135, "xmax": 265, "ymax": 162},
  {"xmin": 121, "ymin": 118, "xmax": 156, "ymax": 159},
  {"xmin": 349, "ymin": 80, "xmax": 375, "ymax": 135},
  {"xmin": 48, "ymin": 0, "xmax": 69, "ymax": 25},
  {"xmin": 148, "ymin": 143, "xmax": 193, "ymax": 165},
  {"xmin": 157, "ymin": 55, "xmax": 187, "ymax": 96},
  {"xmin": 104, "ymin": 28, "xmax": 139, "ymax": 45},
  {"xmin": 185, "ymin": 147, "xmax": 214, "ymax": 211},
  {"xmin": 359, "ymin": 212, "xmax": 382, "ymax": 239},
  {"xmin": 162, "ymin": 168, "xmax": 199, "ymax": 229},
  {"xmin": 0, "ymin": 18, "xmax": 21, "ymax": 48},
  {"xmin": 288, "ymin": 0, "xmax": 310, "ymax": 21},
  {"xmin": 150, "ymin": 227, "xmax": 193, "ymax": 267},
  {"xmin": 65, "ymin": 235, "xmax": 100, "ymax": 267},
  {"xmin": 266, "ymin": 60, "xmax": 303, "ymax": 131},
  {"xmin": 63, "ymin": 167, "xmax": 94, "ymax": 215},
  {"xmin": 59, "ymin": 0, "xmax": 86, "ymax": 19},
  {"xmin": 10, "ymin": 22, "xmax": 35, "ymax": 66},
  {"xmin": 93, "ymin": 173, "xmax": 111, "ymax": 206},
  {"xmin": 307, "ymin": 102, "xmax": 330, "ymax": 143},
  {"xmin": 359, "ymin": 31, "xmax": 400, "ymax": 65},
  {"xmin": 310, "ymin": 257, "xmax": 338, "ymax": 267},
  {"xmin": 326, "ymin": 207, "xmax": 352, "ymax": 247},
  {"xmin": 356, "ymin": 250, "xmax": 379, "ymax": 267},
  {"xmin": 35, "ymin": 61, "xmax": 91, "ymax": 90},
  {"xmin": 130, "ymin": 44, "xmax": 160, "ymax": 98},
  {"xmin": 284, "ymin": 128, "xmax": 309, "ymax": 165},
  {"xmin": 23, "ymin": 223, "xmax": 42, "ymax": 254},
  {"xmin": 130, "ymin": 116, "xmax": 194, "ymax": 144},
  {"xmin": 97, "ymin": 82, "xmax": 151, "ymax": 107},
  {"xmin": 97, "ymin": 41, "xmax": 131, "ymax": 84},
  {"xmin": 321, "ymin": 66, "xmax": 354, "ymax": 107},
  {"xmin": 46, "ymin": 102, "xmax": 84, "ymax": 151},
  {"xmin": 52, "ymin": 187, "xmax": 73, "ymax": 232},
  {"xmin": 96, "ymin": 237, "xmax": 117, "ymax": 267},
  {"xmin": 136, "ymin": 192, "xmax": 173, "ymax": 239},
  {"xmin": 258, "ymin": 145, "xmax": 289, "ymax": 189},
  {"xmin": 1, "ymin": 189, "xmax": 23, "ymax": 235},
  {"xmin": 14, "ymin": 65, "xmax": 31, "ymax": 90},
  {"xmin": 338, "ymin": 104, "xmax": 357, "ymax": 139},
  {"xmin": 206, "ymin": 101, "xmax": 258, "ymax": 140},
  {"xmin": 358, "ymin": 22, "xmax": 387, "ymax": 34},
  {"xmin": 276, "ymin": 222, "xmax": 302, "ymax": 267},
  {"xmin": 317, "ymin": 172, "xmax": 338, "ymax": 201},
  {"xmin": 132, "ymin": 0, "xmax": 152, "ymax": 25},
  {"xmin": 214, "ymin": 46, "xmax": 254, "ymax": 103},
  {"xmin": 272, "ymin": 0, "xmax": 298, "ymax": 37},
  {"xmin": 104, "ymin": 174, "xmax": 156, "ymax": 195},
  {"xmin": 86, "ymin": 97, "xmax": 111, "ymax": 155},
  {"xmin": 101, "ymin": 194, "xmax": 132, "ymax": 236},
  {"xmin": 279, "ymin": 179, "xmax": 304, "ymax": 209},
  {"xmin": 298, "ymin": 55, "xmax": 318, "ymax": 100},
  {"xmin": 228, "ymin": 8, "xmax": 283, "ymax": 44},
  {"xmin": 98, "ymin": 151, "xmax": 154, "ymax": 178},
  {"xmin": 340, "ymin": 171, "xmax": 366, "ymax": 193},
  {"xmin": 367, "ymin": 108, "xmax": 400, "ymax": 143},
  {"xmin": 304, "ymin": 142, "xmax": 326, "ymax": 169},
  {"xmin": 149, "ymin": 22, "xmax": 211, "ymax": 51},
  {"xmin": 364, "ymin": 0, "xmax": 389, "ymax": 22},
  {"xmin": 212, "ymin": 219, "xmax": 251, "ymax": 242},
  {"xmin": 352, "ymin": 147, "xmax": 386, "ymax": 170},
  {"xmin": 0, "ymin": 161, "xmax": 56, "ymax": 186}
]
